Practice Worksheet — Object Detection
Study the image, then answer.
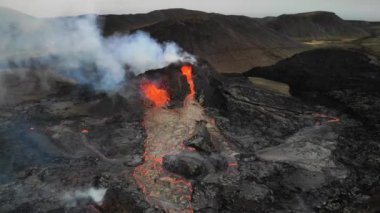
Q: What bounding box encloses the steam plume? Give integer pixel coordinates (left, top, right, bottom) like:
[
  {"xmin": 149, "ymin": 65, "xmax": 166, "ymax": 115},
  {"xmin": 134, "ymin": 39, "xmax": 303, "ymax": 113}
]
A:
[
  {"xmin": 0, "ymin": 9, "xmax": 195, "ymax": 92},
  {"xmin": 61, "ymin": 187, "xmax": 107, "ymax": 207}
]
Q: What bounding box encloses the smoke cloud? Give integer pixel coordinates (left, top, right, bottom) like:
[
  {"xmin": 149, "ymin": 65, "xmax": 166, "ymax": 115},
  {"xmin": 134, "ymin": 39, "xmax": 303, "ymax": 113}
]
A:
[
  {"xmin": 61, "ymin": 187, "xmax": 107, "ymax": 207},
  {"xmin": 0, "ymin": 9, "xmax": 195, "ymax": 92}
]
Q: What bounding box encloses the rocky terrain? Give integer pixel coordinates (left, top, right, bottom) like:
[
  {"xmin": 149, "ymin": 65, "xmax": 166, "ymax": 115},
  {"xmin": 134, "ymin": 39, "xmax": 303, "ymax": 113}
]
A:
[
  {"xmin": 0, "ymin": 49, "xmax": 379, "ymax": 212},
  {"xmin": 245, "ymin": 48, "xmax": 380, "ymax": 129}
]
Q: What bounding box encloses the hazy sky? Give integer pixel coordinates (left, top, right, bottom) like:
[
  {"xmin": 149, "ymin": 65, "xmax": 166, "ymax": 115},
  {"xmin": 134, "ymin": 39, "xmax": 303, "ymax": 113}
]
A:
[{"xmin": 1, "ymin": 0, "xmax": 380, "ymax": 21}]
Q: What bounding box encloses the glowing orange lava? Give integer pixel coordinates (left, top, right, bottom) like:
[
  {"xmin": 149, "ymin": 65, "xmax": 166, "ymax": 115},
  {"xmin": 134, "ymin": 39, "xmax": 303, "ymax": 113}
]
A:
[
  {"xmin": 181, "ymin": 65, "xmax": 195, "ymax": 98},
  {"xmin": 141, "ymin": 82, "xmax": 170, "ymax": 107},
  {"xmin": 133, "ymin": 106, "xmax": 197, "ymax": 212},
  {"xmin": 228, "ymin": 162, "xmax": 238, "ymax": 167},
  {"xmin": 313, "ymin": 113, "xmax": 340, "ymax": 125}
]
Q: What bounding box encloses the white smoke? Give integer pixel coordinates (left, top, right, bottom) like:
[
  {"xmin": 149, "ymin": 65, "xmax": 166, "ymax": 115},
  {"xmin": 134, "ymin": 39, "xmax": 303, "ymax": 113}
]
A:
[
  {"xmin": 0, "ymin": 9, "xmax": 195, "ymax": 92},
  {"xmin": 61, "ymin": 187, "xmax": 107, "ymax": 207},
  {"xmin": 106, "ymin": 31, "xmax": 195, "ymax": 74}
]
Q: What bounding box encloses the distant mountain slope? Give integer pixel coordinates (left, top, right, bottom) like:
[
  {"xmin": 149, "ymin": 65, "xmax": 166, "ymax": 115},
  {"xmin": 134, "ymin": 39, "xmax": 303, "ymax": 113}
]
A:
[
  {"xmin": 4, "ymin": 7, "xmax": 375, "ymax": 73},
  {"xmin": 264, "ymin": 11, "xmax": 370, "ymax": 41},
  {"xmin": 349, "ymin": 20, "xmax": 373, "ymax": 34},
  {"xmin": 101, "ymin": 9, "xmax": 307, "ymax": 73},
  {"xmin": 0, "ymin": 7, "xmax": 50, "ymax": 62},
  {"xmin": 0, "ymin": 7, "xmax": 35, "ymax": 23},
  {"xmin": 101, "ymin": 9, "xmax": 206, "ymax": 35}
]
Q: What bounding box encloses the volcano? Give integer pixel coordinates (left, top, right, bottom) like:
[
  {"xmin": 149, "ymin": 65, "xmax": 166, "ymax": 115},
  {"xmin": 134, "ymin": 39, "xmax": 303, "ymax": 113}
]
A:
[
  {"xmin": 0, "ymin": 50, "xmax": 380, "ymax": 212},
  {"xmin": 1, "ymin": 6, "xmax": 380, "ymax": 213}
]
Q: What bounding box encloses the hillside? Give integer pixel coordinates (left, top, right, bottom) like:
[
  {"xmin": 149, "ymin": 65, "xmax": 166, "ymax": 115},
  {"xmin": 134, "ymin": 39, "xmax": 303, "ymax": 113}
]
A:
[
  {"xmin": 101, "ymin": 8, "xmax": 207, "ymax": 35},
  {"xmin": 264, "ymin": 11, "xmax": 370, "ymax": 41},
  {"xmin": 245, "ymin": 48, "xmax": 380, "ymax": 127},
  {"xmin": 0, "ymin": 7, "xmax": 49, "ymax": 60},
  {"xmin": 101, "ymin": 9, "xmax": 307, "ymax": 73},
  {"xmin": 2, "ymin": 7, "xmax": 379, "ymax": 74}
]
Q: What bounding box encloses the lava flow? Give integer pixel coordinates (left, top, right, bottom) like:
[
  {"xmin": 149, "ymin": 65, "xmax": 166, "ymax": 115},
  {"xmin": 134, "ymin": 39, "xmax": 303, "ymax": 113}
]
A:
[
  {"xmin": 134, "ymin": 66, "xmax": 197, "ymax": 212},
  {"xmin": 313, "ymin": 113, "xmax": 340, "ymax": 125},
  {"xmin": 181, "ymin": 65, "xmax": 195, "ymax": 98},
  {"xmin": 134, "ymin": 65, "xmax": 238, "ymax": 212},
  {"xmin": 141, "ymin": 82, "xmax": 170, "ymax": 107}
]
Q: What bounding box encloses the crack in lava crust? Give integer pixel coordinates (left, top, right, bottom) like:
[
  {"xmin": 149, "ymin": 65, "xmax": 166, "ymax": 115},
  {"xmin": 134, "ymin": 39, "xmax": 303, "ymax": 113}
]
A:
[{"xmin": 133, "ymin": 99, "xmax": 217, "ymax": 212}]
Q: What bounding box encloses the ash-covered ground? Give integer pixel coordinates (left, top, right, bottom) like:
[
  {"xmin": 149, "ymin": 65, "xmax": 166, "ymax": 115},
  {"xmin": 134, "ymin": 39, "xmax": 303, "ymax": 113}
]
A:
[{"xmin": 0, "ymin": 49, "xmax": 380, "ymax": 213}]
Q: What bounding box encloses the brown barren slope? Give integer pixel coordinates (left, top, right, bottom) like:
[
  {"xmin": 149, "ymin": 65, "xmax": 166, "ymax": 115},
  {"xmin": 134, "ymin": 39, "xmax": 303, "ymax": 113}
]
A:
[{"xmin": 101, "ymin": 9, "xmax": 307, "ymax": 73}]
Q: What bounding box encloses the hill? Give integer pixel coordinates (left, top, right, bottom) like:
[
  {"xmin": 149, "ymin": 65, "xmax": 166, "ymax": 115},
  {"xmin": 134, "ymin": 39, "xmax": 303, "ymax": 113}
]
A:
[
  {"xmin": 101, "ymin": 9, "xmax": 308, "ymax": 73},
  {"xmin": 245, "ymin": 48, "xmax": 380, "ymax": 127},
  {"xmin": 101, "ymin": 8, "xmax": 207, "ymax": 35},
  {"xmin": 263, "ymin": 11, "xmax": 370, "ymax": 41}
]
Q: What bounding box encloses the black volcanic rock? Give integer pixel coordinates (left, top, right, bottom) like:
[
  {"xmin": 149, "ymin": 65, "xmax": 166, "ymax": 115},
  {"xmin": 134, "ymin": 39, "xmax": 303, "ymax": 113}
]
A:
[
  {"xmin": 264, "ymin": 11, "xmax": 370, "ymax": 41},
  {"xmin": 246, "ymin": 48, "xmax": 380, "ymax": 93},
  {"xmin": 184, "ymin": 121, "xmax": 215, "ymax": 153},
  {"xmin": 163, "ymin": 153, "xmax": 207, "ymax": 178},
  {"xmin": 1, "ymin": 60, "xmax": 380, "ymax": 212},
  {"xmin": 246, "ymin": 48, "xmax": 380, "ymax": 128}
]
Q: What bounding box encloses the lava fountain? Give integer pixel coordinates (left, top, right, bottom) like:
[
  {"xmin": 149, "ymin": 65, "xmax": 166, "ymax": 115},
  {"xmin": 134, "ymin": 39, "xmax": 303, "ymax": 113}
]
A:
[
  {"xmin": 181, "ymin": 65, "xmax": 195, "ymax": 99},
  {"xmin": 140, "ymin": 82, "xmax": 170, "ymax": 107}
]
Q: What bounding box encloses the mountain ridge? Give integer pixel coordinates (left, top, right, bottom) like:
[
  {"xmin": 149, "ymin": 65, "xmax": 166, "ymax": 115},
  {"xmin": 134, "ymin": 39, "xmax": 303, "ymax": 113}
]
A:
[
  {"xmin": 263, "ymin": 11, "xmax": 370, "ymax": 41},
  {"xmin": 101, "ymin": 9, "xmax": 308, "ymax": 73},
  {"xmin": 1, "ymin": 7, "xmax": 377, "ymax": 73}
]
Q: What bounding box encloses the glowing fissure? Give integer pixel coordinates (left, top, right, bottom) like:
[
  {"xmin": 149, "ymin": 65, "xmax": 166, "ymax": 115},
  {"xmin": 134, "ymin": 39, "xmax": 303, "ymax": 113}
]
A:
[
  {"xmin": 181, "ymin": 65, "xmax": 195, "ymax": 98},
  {"xmin": 313, "ymin": 113, "xmax": 340, "ymax": 124}
]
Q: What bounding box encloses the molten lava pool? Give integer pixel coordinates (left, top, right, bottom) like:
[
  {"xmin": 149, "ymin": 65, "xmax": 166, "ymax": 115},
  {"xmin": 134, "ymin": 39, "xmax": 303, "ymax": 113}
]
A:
[{"xmin": 140, "ymin": 83, "xmax": 170, "ymax": 107}]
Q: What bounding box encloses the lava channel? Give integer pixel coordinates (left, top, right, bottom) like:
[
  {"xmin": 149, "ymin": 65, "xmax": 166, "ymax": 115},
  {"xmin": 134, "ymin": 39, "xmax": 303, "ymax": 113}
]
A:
[{"xmin": 134, "ymin": 65, "xmax": 238, "ymax": 212}]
